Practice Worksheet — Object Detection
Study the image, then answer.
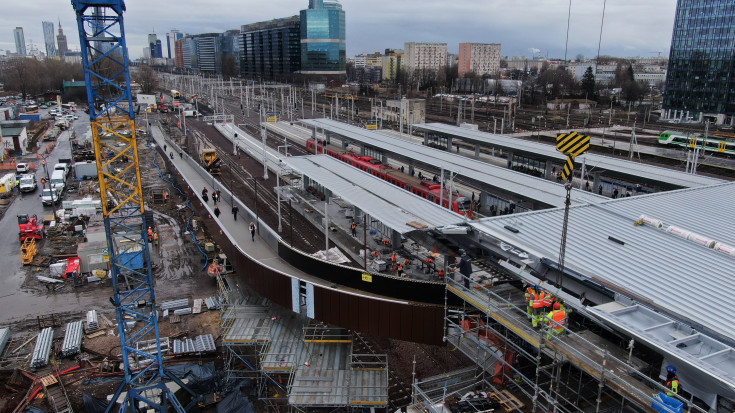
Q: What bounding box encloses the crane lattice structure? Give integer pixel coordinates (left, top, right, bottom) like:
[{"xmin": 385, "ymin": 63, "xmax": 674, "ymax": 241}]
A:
[{"xmin": 71, "ymin": 1, "xmax": 192, "ymax": 411}]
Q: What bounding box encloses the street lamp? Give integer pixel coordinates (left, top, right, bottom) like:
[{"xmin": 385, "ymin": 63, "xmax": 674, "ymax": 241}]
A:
[{"xmin": 39, "ymin": 159, "xmax": 58, "ymax": 221}]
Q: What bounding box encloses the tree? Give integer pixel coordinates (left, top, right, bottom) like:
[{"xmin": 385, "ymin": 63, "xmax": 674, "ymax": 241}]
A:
[
  {"xmin": 221, "ymin": 55, "xmax": 238, "ymax": 80},
  {"xmin": 134, "ymin": 64, "xmax": 157, "ymax": 94},
  {"xmin": 581, "ymin": 66, "xmax": 596, "ymax": 99}
]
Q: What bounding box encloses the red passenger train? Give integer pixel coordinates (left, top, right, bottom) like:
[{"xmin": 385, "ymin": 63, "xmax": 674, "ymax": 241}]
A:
[{"xmin": 307, "ymin": 139, "xmax": 474, "ymax": 216}]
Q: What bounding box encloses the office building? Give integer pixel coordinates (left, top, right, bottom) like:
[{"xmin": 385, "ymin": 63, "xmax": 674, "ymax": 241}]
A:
[
  {"xmin": 300, "ymin": 0, "xmax": 346, "ymax": 78},
  {"xmin": 167, "ymin": 29, "xmax": 183, "ymax": 60},
  {"xmin": 57, "ymin": 21, "xmax": 68, "ymax": 57},
  {"xmin": 175, "ymin": 39, "xmax": 185, "ymax": 68},
  {"xmin": 663, "ymin": 0, "xmax": 735, "ymax": 124},
  {"xmin": 240, "ymin": 16, "xmax": 301, "ymax": 79},
  {"xmin": 404, "ymin": 42, "xmax": 447, "ymax": 72},
  {"xmin": 193, "ymin": 33, "xmax": 221, "ymax": 73},
  {"xmin": 13, "ymin": 27, "xmax": 26, "ymax": 56},
  {"xmin": 42, "ymin": 22, "xmax": 57, "ymax": 57},
  {"xmin": 458, "ymin": 43, "xmax": 501, "ymax": 77}
]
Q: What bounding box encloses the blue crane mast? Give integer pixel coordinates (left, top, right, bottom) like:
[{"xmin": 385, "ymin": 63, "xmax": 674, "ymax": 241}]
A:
[{"xmin": 70, "ymin": 1, "xmax": 192, "ymax": 411}]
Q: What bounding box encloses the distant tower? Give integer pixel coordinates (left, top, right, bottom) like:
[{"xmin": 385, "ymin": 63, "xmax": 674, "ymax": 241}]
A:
[
  {"xmin": 13, "ymin": 27, "xmax": 26, "ymax": 55},
  {"xmin": 167, "ymin": 29, "xmax": 183, "ymax": 60},
  {"xmin": 42, "ymin": 21, "xmax": 57, "ymax": 57},
  {"xmin": 57, "ymin": 20, "xmax": 68, "ymax": 57}
]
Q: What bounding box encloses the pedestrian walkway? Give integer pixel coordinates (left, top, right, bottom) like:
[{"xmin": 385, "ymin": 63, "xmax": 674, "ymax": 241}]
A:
[{"xmin": 147, "ymin": 123, "xmax": 399, "ymax": 298}]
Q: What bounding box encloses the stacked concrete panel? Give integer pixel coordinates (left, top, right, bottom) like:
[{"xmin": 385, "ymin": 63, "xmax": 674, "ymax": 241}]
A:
[{"xmin": 30, "ymin": 328, "xmax": 54, "ymax": 369}]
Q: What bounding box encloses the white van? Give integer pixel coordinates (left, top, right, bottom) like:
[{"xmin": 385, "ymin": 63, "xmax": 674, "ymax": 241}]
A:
[
  {"xmin": 53, "ymin": 162, "xmax": 70, "ymax": 177},
  {"xmin": 50, "ymin": 169, "xmax": 66, "ymax": 193}
]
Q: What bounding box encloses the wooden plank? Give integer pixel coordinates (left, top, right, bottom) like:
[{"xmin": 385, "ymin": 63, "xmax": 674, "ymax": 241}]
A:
[{"xmin": 40, "ymin": 375, "xmax": 58, "ymax": 387}]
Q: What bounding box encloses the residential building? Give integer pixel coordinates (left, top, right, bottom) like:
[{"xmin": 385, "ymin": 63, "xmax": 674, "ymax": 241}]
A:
[
  {"xmin": 13, "ymin": 27, "xmax": 26, "ymax": 56},
  {"xmin": 663, "ymin": 0, "xmax": 735, "ymax": 124},
  {"xmin": 381, "ymin": 54, "xmax": 402, "ymax": 81},
  {"xmin": 239, "ymin": 16, "xmax": 301, "ymax": 79},
  {"xmin": 404, "ymin": 42, "xmax": 447, "ymax": 72},
  {"xmin": 354, "ymin": 66, "xmax": 382, "ymax": 84},
  {"xmin": 167, "ymin": 29, "xmax": 183, "ymax": 60},
  {"xmin": 353, "ymin": 54, "xmax": 366, "ymax": 68},
  {"xmin": 458, "ymin": 43, "xmax": 501, "ymax": 77},
  {"xmin": 300, "ymin": 0, "xmax": 346, "ymax": 78},
  {"xmin": 42, "ymin": 21, "xmax": 57, "ymax": 58},
  {"xmin": 57, "ymin": 21, "xmax": 68, "ymax": 57}
]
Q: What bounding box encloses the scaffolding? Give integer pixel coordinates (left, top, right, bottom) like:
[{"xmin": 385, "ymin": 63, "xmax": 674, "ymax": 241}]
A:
[
  {"xmin": 218, "ymin": 280, "xmax": 389, "ymax": 412},
  {"xmin": 442, "ymin": 275, "xmax": 699, "ymax": 413}
]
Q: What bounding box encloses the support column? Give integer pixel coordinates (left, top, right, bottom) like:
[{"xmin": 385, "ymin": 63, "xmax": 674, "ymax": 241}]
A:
[
  {"xmin": 325, "ymin": 131, "xmax": 331, "ymax": 145},
  {"xmin": 381, "ymin": 153, "xmax": 387, "ymax": 164},
  {"xmin": 424, "ymin": 131, "xmax": 429, "ymax": 146},
  {"xmin": 506, "ymin": 151, "xmax": 514, "ymax": 169},
  {"xmin": 360, "ymin": 144, "xmax": 366, "ymax": 156},
  {"xmin": 390, "ymin": 229, "xmax": 402, "ymax": 248},
  {"xmin": 342, "ymin": 139, "xmax": 349, "ymax": 150},
  {"xmin": 353, "ymin": 206, "xmax": 362, "ymax": 224},
  {"xmin": 593, "ymin": 171, "xmax": 602, "ymax": 194},
  {"xmin": 479, "ymin": 192, "xmax": 488, "ymax": 214},
  {"xmin": 447, "ymin": 136, "xmax": 453, "ymax": 151},
  {"xmin": 474, "ymin": 145, "xmax": 480, "ymax": 159},
  {"xmin": 544, "ymin": 160, "xmax": 553, "ymax": 179},
  {"xmin": 408, "ymin": 162, "xmax": 415, "ymax": 176}
]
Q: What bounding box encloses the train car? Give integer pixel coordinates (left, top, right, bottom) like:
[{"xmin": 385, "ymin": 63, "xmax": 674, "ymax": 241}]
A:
[
  {"xmin": 307, "ymin": 139, "xmax": 473, "ymax": 216},
  {"xmin": 658, "ymin": 130, "xmax": 735, "ymax": 154}
]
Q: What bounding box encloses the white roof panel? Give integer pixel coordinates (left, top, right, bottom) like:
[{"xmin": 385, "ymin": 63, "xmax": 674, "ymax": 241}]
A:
[
  {"xmin": 470, "ymin": 181, "xmax": 735, "ymax": 343},
  {"xmin": 285, "ymin": 155, "xmax": 465, "ymax": 234},
  {"xmin": 300, "ymin": 119, "xmax": 607, "ymax": 208},
  {"xmin": 415, "ymin": 123, "xmax": 725, "ymax": 188}
]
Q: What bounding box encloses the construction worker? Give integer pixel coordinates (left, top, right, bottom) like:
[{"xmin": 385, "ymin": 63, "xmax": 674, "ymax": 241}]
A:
[
  {"xmin": 350, "ymin": 221, "xmax": 357, "ymax": 237},
  {"xmin": 546, "ymin": 302, "xmax": 567, "ymax": 339},
  {"xmin": 665, "ymin": 366, "xmax": 680, "ymax": 397},
  {"xmin": 391, "ymin": 252, "xmax": 397, "ymax": 266},
  {"xmin": 531, "ymin": 289, "xmax": 546, "ymax": 328},
  {"xmin": 397, "ymin": 264, "xmax": 404, "ymax": 277},
  {"xmin": 525, "ymin": 285, "xmax": 536, "ymax": 320},
  {"xmin": 147, "ymin": 227, "xmax": 153, "ymax": 243},
  {"xmin": 153, "ymin": 231, "xmax": 159, "ymax": 249},
  {"xmin": 403, "ymin": 258, "xmax": 410, "ymax": 269},
  {"xmin": 438, "ymin": 268, "xmax": 445, "ymax": 281}
]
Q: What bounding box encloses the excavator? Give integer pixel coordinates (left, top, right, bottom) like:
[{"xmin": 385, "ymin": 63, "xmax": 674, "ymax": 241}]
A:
[{"xmin": 200, "ymin": 148, "xmax": 221, "ymax": 175}]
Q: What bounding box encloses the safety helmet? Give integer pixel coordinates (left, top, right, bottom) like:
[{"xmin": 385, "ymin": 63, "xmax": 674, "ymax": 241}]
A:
[
  {"xmin": 553, "ymin": 302, "xmax": 561, "ymax": 310},
  {"xmin": 666, "ymin": 365, "xmax": 677, "ymax": 374}
]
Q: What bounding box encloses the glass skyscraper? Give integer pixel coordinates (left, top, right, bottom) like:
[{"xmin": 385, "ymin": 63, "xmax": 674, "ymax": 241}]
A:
[
  {"xmin": 42, "ymin": 22, "xmax": 57, "ymax": 57},
  {"xmin": 299, "ymin": 0, "xmax": 346, "ymax": 77},
  {"xmin": 240, "ymin": 17, "xmax": 301, "ymax": 79},
  {"xmin": 663, "ymin": 0, "xmax": 735, "ymax": 124}
]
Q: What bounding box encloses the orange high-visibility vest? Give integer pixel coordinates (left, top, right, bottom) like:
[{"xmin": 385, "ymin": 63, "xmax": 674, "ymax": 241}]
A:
[
  {"xmin": 532, "ymin": 291, "xmax": 546, "ymax": 309},
  {"xmin": 548, "ymin": 309, "xmax": 567, "ymax": 332}
]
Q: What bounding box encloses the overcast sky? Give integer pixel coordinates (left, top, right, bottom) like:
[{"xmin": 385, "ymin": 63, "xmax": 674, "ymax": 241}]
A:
[{"xmin": 1, "ymin": 0, "xmax": 677, "ymax": 61}]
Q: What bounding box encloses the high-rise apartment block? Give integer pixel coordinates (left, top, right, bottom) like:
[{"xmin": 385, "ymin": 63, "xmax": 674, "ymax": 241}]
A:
[
  {"xmin": 239, "ymin": 16, "xmax": 301, "ymax": 79},
  {"xmin": 664, "ymin": 0, "xmax": 735, "ymax": 124},
  {"xmin": 404, "ymin": 42, "xmax": 447, "ymax": 72},
  {"xmin": 13, "ymin": 27, "xmax": 26, "ymax": 56},
  {"xmin": 458, "ymin": 43, "xmax": 501, "ymax": 77},
  {"xmin": 300, "ymin": 0, "xmax": 346, "ymax": 77},
  {"xmin": 42, "ymin": 22, "xmax": 57, "ymax": 57}
]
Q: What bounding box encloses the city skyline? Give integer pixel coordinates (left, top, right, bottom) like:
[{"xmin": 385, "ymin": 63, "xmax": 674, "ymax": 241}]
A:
[{"xmin": 1, "ymin": 0, "xmax": 676, "ymax": 61}]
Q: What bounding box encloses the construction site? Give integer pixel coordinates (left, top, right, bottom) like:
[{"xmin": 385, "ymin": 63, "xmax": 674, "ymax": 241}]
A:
[{"xmin": 1, "ymin": 1, "xmax": 735, "ymax": 413}]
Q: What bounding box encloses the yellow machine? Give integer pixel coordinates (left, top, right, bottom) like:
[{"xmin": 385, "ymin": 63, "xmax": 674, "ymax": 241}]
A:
[{"xmin": 200, "ymin": 148, "xmax": 221, "ymax": 175}]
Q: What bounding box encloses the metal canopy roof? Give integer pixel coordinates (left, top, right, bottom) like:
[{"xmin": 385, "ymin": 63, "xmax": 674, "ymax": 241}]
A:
[
  {"xmin": 471, "ymin": 181, "xmax": 735, "ymax": 344},
  {"xmin": 300, "ymin": 118, "xmax": 606, "ymax": 208},
  {"xmin": 414, "ymin": 122, "xmax": 726, "ymax": 188},
  {"xmin": 285, "ymin": 155, "xmax": 465, "ymax": 234}
]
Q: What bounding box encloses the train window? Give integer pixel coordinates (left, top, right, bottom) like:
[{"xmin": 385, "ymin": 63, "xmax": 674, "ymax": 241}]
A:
[{"xmin": 673, "ymin": 137, "xmax": 688, "ymax": 143}]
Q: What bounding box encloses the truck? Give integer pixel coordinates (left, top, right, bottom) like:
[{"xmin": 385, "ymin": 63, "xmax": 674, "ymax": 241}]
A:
[
  {"xmin": 19, "ymin": 174, "xmax": 37, "ymax": 192},
  {"xmin": 184, "ymin": 110, "xmax": 200, "ymax": 117},
  {"xmin": 200, "ymin": 148, "xmax": 221, "ymax": 175},
  {"xmin": 55, "ymin": 119, "xmax": 70, "ymax": 130}
]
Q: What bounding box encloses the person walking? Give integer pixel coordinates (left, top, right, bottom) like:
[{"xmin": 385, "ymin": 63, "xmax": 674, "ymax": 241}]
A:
[
  {"xmin": 249, "ymin": 222, "xmax": 256, "ymax": 241},
  {"xmin": 350, "ymin": 221, "xmax": 357, "ymax": 237},
  {"xmin": 232, "ymin": 205, "xmax": 239, "ymax": 221},
  {"xmin": 163, "ymin": 144, "xmax": 167, "ymax": 152},
  {"xmin": 153, "ymin": 231, "xmax": 159, "ymax": 250},
  {"xmin": 612, "ymin": 187, "xmax": 619, "ymax": 199},
  {"xmin": 212, "ymin": 191, "xmax": 218, "ymax": 205},
  {"xmin": 202, "ymin": 187, "xmax": 209, "ymax": 203},
  {"xmin": 214, "ymin": 206, "xmax": 220, "ymax": 218}
]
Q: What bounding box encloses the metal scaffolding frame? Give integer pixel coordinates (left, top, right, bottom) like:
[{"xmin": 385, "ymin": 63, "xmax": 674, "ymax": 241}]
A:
[{"xmin": 443, "ymin": 275, "xmax": 699, "ymax": 413}]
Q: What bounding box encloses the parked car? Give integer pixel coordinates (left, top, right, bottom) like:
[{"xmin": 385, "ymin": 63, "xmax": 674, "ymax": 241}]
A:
[
  {"xmin": 41, "ymin": 188, "xmax": 61, "ymax": 206},
  {"xmin": 19, "ymin": 174, "xmax": 36, "ymax": 192},
  {"xmin": 16, "ymin": 163, "xmax": 30, "ymax": 174}
]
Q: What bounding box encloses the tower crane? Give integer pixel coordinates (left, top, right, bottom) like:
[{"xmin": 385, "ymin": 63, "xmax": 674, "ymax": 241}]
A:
[{"xmin": 70, "ymin": 1, "xmax": 193, "ymax": 411}]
